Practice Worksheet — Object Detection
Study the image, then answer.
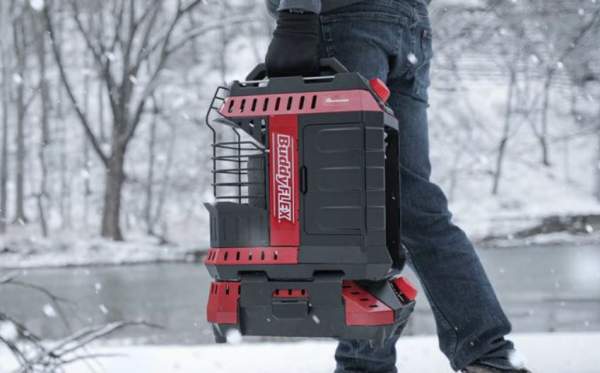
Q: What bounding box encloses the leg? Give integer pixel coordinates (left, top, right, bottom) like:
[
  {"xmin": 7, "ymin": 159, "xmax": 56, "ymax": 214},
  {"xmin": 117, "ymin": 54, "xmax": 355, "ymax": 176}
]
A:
[
  {"xmin": 385, "ymin": 4, "xmax": 516, "ymax": 372},
  {"xmin": 320, "ymin": 1, "xmax": 517, "ymax": 372}
]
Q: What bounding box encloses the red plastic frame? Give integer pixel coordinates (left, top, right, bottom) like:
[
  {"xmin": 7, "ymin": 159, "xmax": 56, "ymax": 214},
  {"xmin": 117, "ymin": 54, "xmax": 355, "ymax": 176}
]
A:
[
  {"xmin": 268, "ymin": 115, "xmax": 300, "ymax": 246},
  {"xmin": 342, "ymin": 281, "xmax": 394, "ymax": 326},
  {"xmin": 207, "ymin": 281, "xmax": 240, "ymax": 325},
  {"xmin": 219, "ymin": 89, "xmax": 382, "ymax": 118}
]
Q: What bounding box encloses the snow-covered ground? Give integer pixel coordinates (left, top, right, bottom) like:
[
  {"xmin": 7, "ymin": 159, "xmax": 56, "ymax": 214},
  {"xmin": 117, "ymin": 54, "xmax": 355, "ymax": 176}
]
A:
[
  {"xmin": 0, "ymin": 228, "xmax": 200, "ymax": 269},
  {"xmin": 1, "ymin": 333, "xmax": 598, "ymax": 373}
]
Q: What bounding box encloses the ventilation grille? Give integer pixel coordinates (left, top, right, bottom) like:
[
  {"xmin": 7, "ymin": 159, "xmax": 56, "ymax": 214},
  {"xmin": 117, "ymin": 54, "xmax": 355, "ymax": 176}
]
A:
[
  {"xmin": 272, "ymin": 289, "xmax": 309, "ymax": 299},
  {"xmin": 224, "ymin": 93, "xmax": 319, "ymax": 116},
  {"xmin": 205, "ymin": 247, "xmax": 299, "ymax": 266}
]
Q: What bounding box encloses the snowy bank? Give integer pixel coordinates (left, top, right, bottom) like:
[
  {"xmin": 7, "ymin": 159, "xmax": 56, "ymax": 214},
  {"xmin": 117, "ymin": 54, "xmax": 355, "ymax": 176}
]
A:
[
  {"xmin": 1, "ymin": 333, "xmax": 598, "ymax": 373},
  {"xmin": 0, "ymin": 231, "xmax": 201, "ymax": 269}
]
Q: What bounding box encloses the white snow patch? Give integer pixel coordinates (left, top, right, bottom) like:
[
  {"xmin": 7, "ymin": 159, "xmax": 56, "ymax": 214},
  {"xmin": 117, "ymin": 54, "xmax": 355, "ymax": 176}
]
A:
[
  {"xmin": 0, "ymin": 321, "xmax": 18, "ymax": 342},
  {"xmin": 508, "ymin": 349, "xmax": 527, "ymax": 369},
  {"xmin": 0, "ymin": 230, "xmax": 199, "ymax": 269},
  {"xmin": 0, "ymin": 333, "xmax": 597, "ymax": 373},
  {"xmin": 225, "ymin": 329, "xmax": 243, "ymax": 345}
]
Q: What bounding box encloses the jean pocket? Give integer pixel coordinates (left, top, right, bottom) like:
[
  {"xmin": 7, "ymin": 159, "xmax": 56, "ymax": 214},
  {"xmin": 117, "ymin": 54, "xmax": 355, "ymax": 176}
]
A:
[{"xmin": 408, "ymin": 26, "xmax": 433, "ymax": 103}]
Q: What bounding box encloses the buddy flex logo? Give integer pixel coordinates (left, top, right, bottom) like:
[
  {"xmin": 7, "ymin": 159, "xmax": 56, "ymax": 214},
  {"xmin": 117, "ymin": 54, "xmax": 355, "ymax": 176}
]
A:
[{"xmin": 273, "ymin": 133, "xmax": 294, "ymax": 223}]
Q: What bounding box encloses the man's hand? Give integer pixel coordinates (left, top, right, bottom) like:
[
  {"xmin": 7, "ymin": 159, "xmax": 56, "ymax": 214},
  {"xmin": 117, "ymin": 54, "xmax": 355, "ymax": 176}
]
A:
[{"xmin": 265, "ymin": 10, "xmax": 320, "ymax": 77}]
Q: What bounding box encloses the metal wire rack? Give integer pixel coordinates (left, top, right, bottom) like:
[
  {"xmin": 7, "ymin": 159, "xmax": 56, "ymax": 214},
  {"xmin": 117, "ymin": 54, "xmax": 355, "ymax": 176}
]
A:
[{"xmin": 204, "ymin": 86, "xmax": 267, "ymax": 206}]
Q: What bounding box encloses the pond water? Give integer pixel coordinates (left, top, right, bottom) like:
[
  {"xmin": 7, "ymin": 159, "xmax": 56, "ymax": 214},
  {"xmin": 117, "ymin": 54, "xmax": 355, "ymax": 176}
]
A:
[{"xmin": 1, "ymin": 244, "xmax": 599, "ymax": 344}]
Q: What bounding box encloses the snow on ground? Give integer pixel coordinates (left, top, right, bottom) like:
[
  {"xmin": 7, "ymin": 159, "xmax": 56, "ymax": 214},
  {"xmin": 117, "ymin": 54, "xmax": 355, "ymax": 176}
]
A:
[
  {"xmin": 1, "ymin": 333, "xmax": 598, "ymax": 373},
  {"xmin": 0, "ymin": 227, "xmax": 200, "ymax": 269}
]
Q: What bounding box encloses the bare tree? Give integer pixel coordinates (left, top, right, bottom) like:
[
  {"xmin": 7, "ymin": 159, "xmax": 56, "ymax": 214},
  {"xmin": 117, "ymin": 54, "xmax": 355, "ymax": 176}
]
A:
[
  {"xmin": 29, "ymin": 5, "xmax": 51, "ymax": 236},
  {"xmin": 12, "ymin": 9, "xmax": 31, "ymax": 224},
  {"xmin": 0, "ymin": 1, "xmax": 11, "ymax": 233},
  {"xmin": 44, "ymin": 0, "xmax": 208, "ymax": 240}
]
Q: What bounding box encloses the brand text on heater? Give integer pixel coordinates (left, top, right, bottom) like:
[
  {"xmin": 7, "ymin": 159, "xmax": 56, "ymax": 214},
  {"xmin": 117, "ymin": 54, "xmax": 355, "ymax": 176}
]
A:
[{"xmin": 274, "ymin": 134, "xmax": 294, "ymax": 222}]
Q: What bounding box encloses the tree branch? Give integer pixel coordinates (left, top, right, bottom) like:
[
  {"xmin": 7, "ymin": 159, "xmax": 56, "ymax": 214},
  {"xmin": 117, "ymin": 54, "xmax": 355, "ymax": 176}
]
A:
[{"xmin": 44, "ymin": 2, "xmax": 109, "ymax": 167}]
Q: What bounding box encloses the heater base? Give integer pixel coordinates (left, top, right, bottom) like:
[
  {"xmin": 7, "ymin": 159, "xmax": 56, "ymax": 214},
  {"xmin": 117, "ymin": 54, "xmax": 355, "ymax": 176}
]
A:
[{"xmin": 207, "ymin": 273, "xmax": 416, "ymax": 343}]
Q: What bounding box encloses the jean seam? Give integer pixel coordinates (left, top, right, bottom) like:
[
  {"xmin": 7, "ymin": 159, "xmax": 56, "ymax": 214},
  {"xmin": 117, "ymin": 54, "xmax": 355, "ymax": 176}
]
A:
[{"xmin": 321, "ymin": 12, "xmax": 409, "ymax": 25}]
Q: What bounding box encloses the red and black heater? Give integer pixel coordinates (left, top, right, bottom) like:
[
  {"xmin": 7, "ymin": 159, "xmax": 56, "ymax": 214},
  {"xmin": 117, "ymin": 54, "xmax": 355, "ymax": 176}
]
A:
[{"xmin": 203, "ymin": 58, "xmax": 416, "ymax": 343}]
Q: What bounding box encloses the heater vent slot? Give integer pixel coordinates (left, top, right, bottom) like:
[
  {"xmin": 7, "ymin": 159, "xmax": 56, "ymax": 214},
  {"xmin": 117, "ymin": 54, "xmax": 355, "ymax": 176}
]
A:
[
  {"xmin": 223, "ymin": 94, "xmax": 319, "ymax": 115},
  {"xmin": 205, "ymin": 247, "xmax": 299, "ymax": 266}
]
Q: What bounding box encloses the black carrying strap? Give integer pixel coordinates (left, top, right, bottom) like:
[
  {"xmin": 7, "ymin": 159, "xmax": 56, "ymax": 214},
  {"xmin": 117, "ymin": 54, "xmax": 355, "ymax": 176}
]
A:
[{"xmin": 245, "ymin": 58, "xmax": 349, "ymax": 81}]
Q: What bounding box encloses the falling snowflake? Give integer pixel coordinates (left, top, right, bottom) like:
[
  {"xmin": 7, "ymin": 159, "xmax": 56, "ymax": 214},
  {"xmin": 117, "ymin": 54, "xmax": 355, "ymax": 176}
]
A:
[
  {"xmin": 0, "ymin": 321, "xmax": 18, "ymax": 342},
  {"xmin": 94, "ymin": 282, "xmax": 103, "ymax": 293},
  {"xmin": 129, "ymin": 75, "xmax": 138, "ymax": 85},
  {"xmin": 12, "ymin": 74, "xmax": 23, "ymax": 85},
  {"xmin": 578, "ymin": 8, "xmax": 585, "ymax": 16},
  {"xmin": 29, "ymin": 0, "xmax": 45, "ymax": 11},
  {"xmin": 99, "ymin": 304, "xmax": 109, "ymax": 314},
  {"xmin": 407, "ymin": 53, "xmax": 418, "ymax": 65},
  {"xmin": 312, "ymin": 314, "xmax": 321, "ymax": 324},
  {"xmin": 43, "ymin": 304, "xmax": 57, "ymax": 318}
]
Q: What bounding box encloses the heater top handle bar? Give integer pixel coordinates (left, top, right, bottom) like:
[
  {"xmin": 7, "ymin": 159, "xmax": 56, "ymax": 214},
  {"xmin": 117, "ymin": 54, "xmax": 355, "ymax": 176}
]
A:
[{"xmin": 245, "ymin": 58, "xmax": 349, "ymax": 81}]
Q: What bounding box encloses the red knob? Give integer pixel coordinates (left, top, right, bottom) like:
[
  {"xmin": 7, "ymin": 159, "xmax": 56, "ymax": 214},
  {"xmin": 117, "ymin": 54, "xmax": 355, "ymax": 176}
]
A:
[
  {"xmin": 369, "ymin": 78, "xmax": 391, "ymax": 103},
  {"xmin": 393, "ymin": 277, "xmax": 417, "ymax": 301}
]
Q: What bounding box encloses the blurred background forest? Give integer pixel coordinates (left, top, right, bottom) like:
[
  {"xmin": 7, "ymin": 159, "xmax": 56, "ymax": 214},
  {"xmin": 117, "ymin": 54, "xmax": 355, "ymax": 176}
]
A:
[{"xmin": 0, "ymin": 0, "xmax": 599, "ymax": 252}]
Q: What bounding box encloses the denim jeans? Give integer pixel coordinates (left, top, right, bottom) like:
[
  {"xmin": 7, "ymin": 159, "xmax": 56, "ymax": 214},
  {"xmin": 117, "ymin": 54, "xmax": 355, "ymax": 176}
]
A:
[{"xmin": 317, "ymin": 0, "xmax": 516, "ymax": 371}]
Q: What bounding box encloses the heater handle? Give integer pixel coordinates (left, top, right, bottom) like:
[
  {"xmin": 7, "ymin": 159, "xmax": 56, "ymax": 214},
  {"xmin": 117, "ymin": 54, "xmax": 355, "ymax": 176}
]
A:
[{"xmin": 245, "ymin": 58, "xmax": 349, "ymax": 81}]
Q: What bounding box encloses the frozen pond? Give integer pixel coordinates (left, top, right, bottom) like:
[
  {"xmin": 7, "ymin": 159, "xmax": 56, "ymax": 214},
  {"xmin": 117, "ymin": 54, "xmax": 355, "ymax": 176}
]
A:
[{"xmin": 1, "ymin": 244, "xmax": 599, "ymax": 344}]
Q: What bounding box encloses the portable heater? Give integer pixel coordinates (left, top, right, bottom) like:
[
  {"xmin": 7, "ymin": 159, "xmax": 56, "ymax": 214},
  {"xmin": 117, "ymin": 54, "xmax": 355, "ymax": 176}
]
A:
[{"xmin": 203, "ymin": 59, "xmax": 416, "ymax": 343}]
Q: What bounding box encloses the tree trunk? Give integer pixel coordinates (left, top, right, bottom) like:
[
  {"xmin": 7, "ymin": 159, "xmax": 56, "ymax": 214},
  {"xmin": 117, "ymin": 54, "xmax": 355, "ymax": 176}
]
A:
[
  {"xmin": 101, "ymin": 143, "xmax": 126, "ymax": 241},
  {"xmin": 595, "ymin": 120, "xmax": 600, "ymax": 202},
  {"xmin": 492, "ymin": 70, "xmax": 516, "ymax": 195},
  {"xmin": 0, "ymin": 33, "xmax": 9, "ymax": 233},
  {"xmin": 144, "ymin": 101, "xmax": 158, "ymax": 235},
  {"xmin": 539, "ymin": 76, "xmax": 552, "ymax": 167},
  {"xmin": 0, "ymin": 0, "xmax": 9, "ymax": 233},
  {"xmin": 35, "ymin": 10, "xmax": 50, "ymax": 237},
  {"xmin": 13, "ymin": 19, "xmax": 28, "ymax": 224}
]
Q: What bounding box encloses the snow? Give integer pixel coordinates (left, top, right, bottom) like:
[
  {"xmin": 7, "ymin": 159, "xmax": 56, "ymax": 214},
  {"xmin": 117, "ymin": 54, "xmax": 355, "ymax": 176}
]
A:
[
  {"xmin": 0, "ymin": 321, "xmax": 18, "ymax": 342},
  {"xmin": 407, "ymin": 53, "xmax": 419, "ymax": 65},
  {"xmin": 1, "ymin": 333, "xmax": 598, "ymax": 373},
  {"xmin": 28, "ymin": 0, "xmax": 45, "ymax": 11},
  {"xmin": 0, "ymin": 228, "xmax": 199, "ymax": 269},
  {"xmin": 42, "ymin": 304, "xmax": 57, "ymax": 318}
]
